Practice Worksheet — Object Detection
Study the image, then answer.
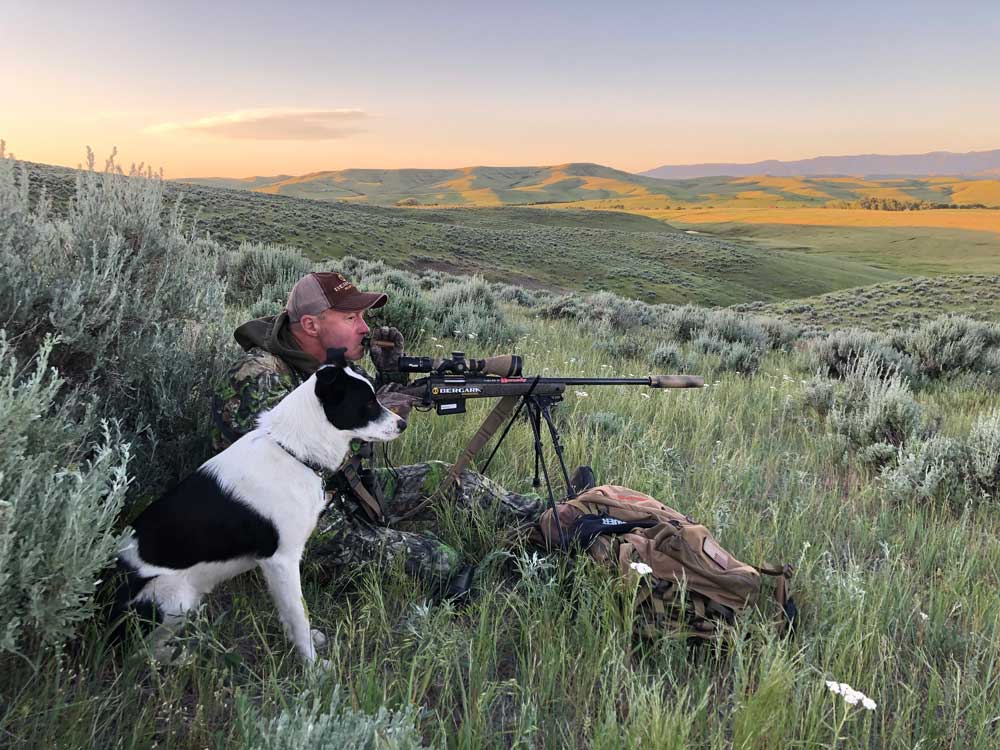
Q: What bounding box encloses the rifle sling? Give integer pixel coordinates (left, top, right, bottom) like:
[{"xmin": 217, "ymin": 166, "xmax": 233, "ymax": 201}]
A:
[
  {"xmin": 445, "ymin": 395, "xmax": 520, "ymax": 491},
  {"xmin": 341, "ymin": 453, "xmax": 385, "ymax": 524}
]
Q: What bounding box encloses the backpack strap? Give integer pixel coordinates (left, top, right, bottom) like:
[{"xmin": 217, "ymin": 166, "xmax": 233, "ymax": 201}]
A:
[{"xmin": 753, "ymin": 562, "xmax": 796, "ymax": 634}]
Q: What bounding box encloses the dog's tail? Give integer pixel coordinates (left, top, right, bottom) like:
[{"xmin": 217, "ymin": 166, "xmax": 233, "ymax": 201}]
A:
[{"xmin": 107, "ymin": 558, "xmax": 160, "ymax": 643}]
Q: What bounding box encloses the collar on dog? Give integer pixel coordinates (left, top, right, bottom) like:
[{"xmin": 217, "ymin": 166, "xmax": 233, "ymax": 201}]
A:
[{"xmin": 270, "ymin": 435, "xmax": 334, "ymax": 476}]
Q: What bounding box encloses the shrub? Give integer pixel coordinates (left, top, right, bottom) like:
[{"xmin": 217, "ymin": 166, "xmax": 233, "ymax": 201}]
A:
[
  {"xmin": 809, "ymin": 328, "xmax": 914, "ymax": 381},
  {"xmin": 759, "ymin": 316, "xmax": 802, "ymax": 351},
  {"xmin": 243, "ymin": 688, "xmax": 426, "ymax": 750},
  {"xmin": 649, "ymin": 342, "xmax": 686, "ymax": 370},
  {"xmin": 896, "ymin": 315, "xmax": 1000, "ymax": 380},
  {"xmin": 827, "ymin": 354, "xmax": 926, "ymax": 459},
  {"xmin": 492, "ymin": 283, "xmax": 547, "ymax": 308},
  {"xmin": 0, "ymin": 151, "xmax": 228, "ymax": 496},
  {"xmin": 882, "ymin": 435, "xmax": 968, "ymax": 505},
  {"xmin": 594, "ymin": 334, "xmax": 642, "ymax": 360},
  {"xmin": 701, "ymin": 309, "xmax": 768, "ymax": 351},
  {"xmin": 966, "ymin": 409, "xmax": 1000, "ymax": 499},
  {"xmin": 658, "ymin": 305, "xmax": 708, "ymax": 343},
  {"xmin": 692, "ymin": 333, "xmax": 726, "ymax": 355},
  {"xmin": 219, "ymin": 242, "xmax": 311, "ymax": 307},
  {"xmin": 801, "ymin": 374, "xmax": 835, "ymax": 417},
  {"xmin": 0, "ymin": 334, "xmax": 130, "ymax": 658},
  {"xmin": 424, "ymin": 276, "xmax": 521, "ymax": 345},
  {"xmin": 718, "ymin": 341, "xmax": 761, "ymax": 376},
  {"xmin": 539, "ymin": 294, "xmax": 591, "ymax": 322},
  {"xmin": 540, "ymin": 292, "xmax": 655, "ymax": 332}
]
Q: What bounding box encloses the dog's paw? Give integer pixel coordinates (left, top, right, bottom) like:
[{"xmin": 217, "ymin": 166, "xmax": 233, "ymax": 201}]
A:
[
  {"xmin": 307, "ymin": 657, "xmax": 333, "ymax": 672},
  {"xmin": 310, "ymin": 629, "xmax": 328, "ymax": 651}
]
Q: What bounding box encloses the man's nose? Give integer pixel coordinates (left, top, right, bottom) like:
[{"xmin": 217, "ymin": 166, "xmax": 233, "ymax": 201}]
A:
[{"xmin": 358, "ymin": 318, "xmax": 370, "ymax": 334}]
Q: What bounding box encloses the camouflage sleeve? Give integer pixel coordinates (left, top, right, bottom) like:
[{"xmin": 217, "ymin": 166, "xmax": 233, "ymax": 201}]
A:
[{"xmin": 211, "ymin": 351, "xmax": 299, "ymax": 452}]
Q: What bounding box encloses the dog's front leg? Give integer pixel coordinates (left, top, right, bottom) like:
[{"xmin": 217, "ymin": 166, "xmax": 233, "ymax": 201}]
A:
[{"xmin": 259, "ymin": 555, "xmax": 316, "ymax": 663}]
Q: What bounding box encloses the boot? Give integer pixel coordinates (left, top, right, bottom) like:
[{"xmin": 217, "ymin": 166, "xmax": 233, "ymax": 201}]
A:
[
  {"xmin": 569, "ymin": 465, "xmax": 597, "ymax": 493},
  {"xmin": 432, "ymin": 564, "xmax": 476, "ymax": 605}
]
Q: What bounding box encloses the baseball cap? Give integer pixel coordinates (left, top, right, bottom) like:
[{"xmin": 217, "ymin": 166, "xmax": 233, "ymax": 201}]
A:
[{"xmin": 285, "ymin": 272, "xmax": 388, "ymax": 322}]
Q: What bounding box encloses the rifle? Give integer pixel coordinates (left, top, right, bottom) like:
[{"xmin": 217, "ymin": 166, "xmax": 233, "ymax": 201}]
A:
[{"xmin": 390, "ymin": 349, "xmax": 703, "ymax": 549}]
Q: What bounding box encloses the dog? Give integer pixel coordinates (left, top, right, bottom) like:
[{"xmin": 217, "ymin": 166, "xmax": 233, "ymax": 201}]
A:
[{"xmin": 112, "ymin": 347, "xmax": 406, "ymax": 664}]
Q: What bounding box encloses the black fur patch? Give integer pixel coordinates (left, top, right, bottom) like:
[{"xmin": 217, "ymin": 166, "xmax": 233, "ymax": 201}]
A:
[
  {"xmin": 132, "ymin": 470, "xmax": 279, "ymax": 569},
  {"xmin": 109, "ymin": 559, "xmax": 161, "ymax": 642},
  {"xmin": 315, "ymin": 366, "xmax": 383, "ymax": 431}
]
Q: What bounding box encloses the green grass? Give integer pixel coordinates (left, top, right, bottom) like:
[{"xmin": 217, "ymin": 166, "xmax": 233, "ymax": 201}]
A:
[
  {"xmin": 666, "ymin": 220, "xmax": 1000, "ymax": 275},
  {"xmin": 740, "ymin": 275, "xmax": 1000, "ymax": 333},
  {"xmin": 3, "ymin": 314, "xmax": 998, "ymax": 748}
]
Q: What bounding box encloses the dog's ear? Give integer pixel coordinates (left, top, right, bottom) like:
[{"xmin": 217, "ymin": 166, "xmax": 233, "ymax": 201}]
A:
[{"xmin": 324, "ymin": 347, "xmax": 348, "ymax": 367}]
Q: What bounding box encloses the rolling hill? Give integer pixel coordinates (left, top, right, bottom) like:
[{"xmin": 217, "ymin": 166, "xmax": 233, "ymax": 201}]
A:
[
  {"xmin": 176, "ymin": 164, "xmax": 1000, "ymax": 209},
  {"xmin": 25, "ymin": 160, "xmax": 901, "ymax": 307}
]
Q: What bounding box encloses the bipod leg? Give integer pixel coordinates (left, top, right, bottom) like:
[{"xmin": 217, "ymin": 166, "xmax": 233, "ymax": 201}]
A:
[
  {"xmin": 527, "ymin": 400, "xmax": 543, "ymax": 489},
  {"xmin": 479, "ymin": 395, "xmax": 529, "ymax": 477},
  {"xmin": 538, "ymin": 400, "xmax": 576, "ymax": 500},
  {"xmin": 526, "ymin": 396, "xmax": 567, "ymax": 551}
]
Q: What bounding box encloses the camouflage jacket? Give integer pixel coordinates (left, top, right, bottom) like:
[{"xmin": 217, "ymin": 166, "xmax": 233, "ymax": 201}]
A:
[{"xmin": 212, "ymin": 348, "xmax": 304, "ymax": 452}]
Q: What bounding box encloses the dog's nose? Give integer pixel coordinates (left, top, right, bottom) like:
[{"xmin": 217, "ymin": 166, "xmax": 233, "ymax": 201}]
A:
[{"xmin": 397, "ymin": 417, "xmax": 407, "ymax": 432}]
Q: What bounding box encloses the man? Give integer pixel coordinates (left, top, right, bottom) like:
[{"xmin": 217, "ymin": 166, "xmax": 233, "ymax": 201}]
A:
[{"xmin": 212, "ymin": 271, "xmax": 549, "ymax": 599}]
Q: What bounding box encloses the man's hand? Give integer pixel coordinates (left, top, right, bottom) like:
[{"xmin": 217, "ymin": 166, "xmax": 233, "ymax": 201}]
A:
[
  {"xmin": 369, "ymin": 326, "xmax": 404, "ymax": 373},
  {"xmin": 377, "ymin": 384, "xmax": 419, "ymax": 420}
]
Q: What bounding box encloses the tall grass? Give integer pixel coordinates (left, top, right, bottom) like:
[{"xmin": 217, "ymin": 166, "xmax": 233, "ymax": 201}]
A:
[{"xmin": 2, "ymin": 312, "xmax": 997, "ymax": 748}]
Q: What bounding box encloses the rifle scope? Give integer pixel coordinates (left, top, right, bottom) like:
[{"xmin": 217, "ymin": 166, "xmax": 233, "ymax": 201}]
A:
[{"xmin": 398, "ymin": 351, "xmax": 523, "ymax": 377}]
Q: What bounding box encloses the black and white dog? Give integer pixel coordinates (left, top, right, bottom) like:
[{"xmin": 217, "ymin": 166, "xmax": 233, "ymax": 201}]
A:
[{"xmin": 113, "ymin": 348, "xmax": 405, "ymax": 664}]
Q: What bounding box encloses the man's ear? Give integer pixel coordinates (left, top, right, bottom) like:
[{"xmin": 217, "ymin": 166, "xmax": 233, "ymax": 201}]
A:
[{"xmin": 324, "ymin": 347, "xmax": 348, "ymax": 367}]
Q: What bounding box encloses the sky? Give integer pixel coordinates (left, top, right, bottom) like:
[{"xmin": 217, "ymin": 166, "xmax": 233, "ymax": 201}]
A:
[{"xmin": 3, "ymin": 0, "xmax": 999, "ymax": 178}]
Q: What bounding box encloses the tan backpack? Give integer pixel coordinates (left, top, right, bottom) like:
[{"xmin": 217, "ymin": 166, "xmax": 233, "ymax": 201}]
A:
[{"xmin": 534, "ymin": 485, "xmax": 795, "ymax": 640}]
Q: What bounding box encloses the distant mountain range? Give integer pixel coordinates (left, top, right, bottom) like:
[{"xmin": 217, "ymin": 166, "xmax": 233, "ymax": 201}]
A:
[{"xmin": 642, "ymin": 149, "xmax": 1000, "ymax": 179}]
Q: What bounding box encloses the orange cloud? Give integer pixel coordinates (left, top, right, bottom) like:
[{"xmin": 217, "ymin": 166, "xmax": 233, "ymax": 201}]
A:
[{"xmin": 146, "ymin": 108, "xmax": 367, "ymax": 140}]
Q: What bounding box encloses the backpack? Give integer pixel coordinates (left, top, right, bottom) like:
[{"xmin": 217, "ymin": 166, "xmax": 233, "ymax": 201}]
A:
[{"xmin": 534, "ymin": 485, "xmax": 796, "ymax": 640}]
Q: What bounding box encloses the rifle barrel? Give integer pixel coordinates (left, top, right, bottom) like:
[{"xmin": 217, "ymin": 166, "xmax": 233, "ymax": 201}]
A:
[{"xmin": 533, "ymin": 375, "xmax": 704, "ymax": 388}]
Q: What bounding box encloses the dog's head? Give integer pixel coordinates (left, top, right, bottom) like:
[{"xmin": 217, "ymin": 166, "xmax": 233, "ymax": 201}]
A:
[{"xmin": 314, "ymin": 348, "xmax": 407, "ymax": 442}]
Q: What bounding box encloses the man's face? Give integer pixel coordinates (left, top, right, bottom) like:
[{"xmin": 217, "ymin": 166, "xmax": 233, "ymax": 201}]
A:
[{"xmin": 309, "ymin": 308, "xmax": 370, "ymax": 361}]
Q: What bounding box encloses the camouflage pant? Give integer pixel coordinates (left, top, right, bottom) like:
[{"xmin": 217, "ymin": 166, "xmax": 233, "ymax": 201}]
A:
[{"xmin": 308, "ymin": 461, "xmax": 543, "ymax": 584}]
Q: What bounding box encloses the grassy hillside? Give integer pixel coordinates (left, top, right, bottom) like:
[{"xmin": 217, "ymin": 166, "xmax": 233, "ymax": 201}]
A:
[
  {"xmin": 738, "ymin": 275, "xmax": 1000, "ymax": 332},
  {"xmin": 25, "ymin": 161, "xmax": 900, "ymax": 307},
  {"xmin": 660, "ymin": 210, "xmax": 1000, "ymax": 275},
  {"xmin": 177, "ymin": 164, "xmax": 1000, "ymax": 209}
]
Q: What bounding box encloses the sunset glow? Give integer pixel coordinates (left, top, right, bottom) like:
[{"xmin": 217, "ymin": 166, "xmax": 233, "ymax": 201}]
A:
[{"xmin": 4, "ymin": 0, "xmax": 999, "ymax": 178}]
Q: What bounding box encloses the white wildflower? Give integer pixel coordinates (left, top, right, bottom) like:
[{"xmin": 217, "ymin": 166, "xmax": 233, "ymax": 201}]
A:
[
  {"xmin": 435, "ymin": 344, "xmax": 444, "ymax": 349},
  {"xmin": 641, "ymin": 393, "xmax": 650, "ymax": 398},
  {"xmin": 575, "ymin": 391, "xmax": 589, "ymax": 398},
  {"xmin": 825, "ymin": 679, "xmax": 877, "ymax": 712},
  {"xmin": 919, "ymin": 611, "xmax": 929, "ymax": 621},
  {"xmin": 630, "ymin": 562, "xmax": 653, "ymax": 576}
]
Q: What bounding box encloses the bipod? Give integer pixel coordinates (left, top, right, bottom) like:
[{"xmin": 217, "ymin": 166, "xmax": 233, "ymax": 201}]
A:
[{"xmin": 480, "ymin": 384, "xmax": 575, "ymax": 550}]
